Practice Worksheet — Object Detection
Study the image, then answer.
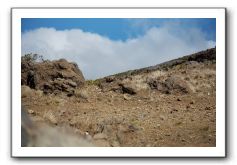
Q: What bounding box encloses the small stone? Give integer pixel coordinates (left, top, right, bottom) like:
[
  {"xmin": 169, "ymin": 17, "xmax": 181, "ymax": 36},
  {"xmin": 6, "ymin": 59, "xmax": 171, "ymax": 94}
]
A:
[
  {"xmin": 123, "ymin": 94, "xmax": 130, "ymax": 100},
  {"xmin": 27, "ymin": 109, "xmax": 35, "ymax": 114},
  {"xmin": 175, "ymin": 121, "xmax": 182, "ymax": 125},
  {"xmin": 128, "ymin": 125, "xmax": 139, "ymax": 132},
  {"xmin": 159, "ymin": 114, "xmax": 166, "ymax": 121},
  {"xmin": 105, "ymin": 76, "xmax": 115, "ymax": 83},
  {"xmin": 181, "ymin": 70, "xmax": 187, "ymax": 74},
  {"xmin": 184, "ymin": 77, "xmax": 190, "ymax": 81},
  {"xmin": 177, "ymin": 98, "xmax": 181, "ymax": 101},
  {"xmin": 190, "ymin": 101, "xmax": 195, "ymax": 104},
  {"xmin": 67, "ymin": 80, "xmax": 77, "ymax": 87},
  {"xmin": 171, "ymin": 109, "xmax": 178, "ymax": 113},
  {"xmin": 48, "ymin": 114, "xmax": 57, "ymax": 125}
]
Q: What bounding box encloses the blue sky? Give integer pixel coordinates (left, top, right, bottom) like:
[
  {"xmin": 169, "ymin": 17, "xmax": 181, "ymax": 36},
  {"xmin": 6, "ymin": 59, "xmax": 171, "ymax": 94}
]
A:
[
  {"xmin": 22, "ymin": 18, "xmax": 216, "ymax": 41},
  {"xmin": 21, "ymin": 18, "xmax": 216, "ymax": 79}
]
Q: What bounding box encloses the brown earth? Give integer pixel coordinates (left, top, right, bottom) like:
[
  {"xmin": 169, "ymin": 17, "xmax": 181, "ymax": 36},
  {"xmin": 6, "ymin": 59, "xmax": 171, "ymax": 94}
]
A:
[{"xmin": 21, "ymin": 48, "xmax": 216, "ymax": 147}]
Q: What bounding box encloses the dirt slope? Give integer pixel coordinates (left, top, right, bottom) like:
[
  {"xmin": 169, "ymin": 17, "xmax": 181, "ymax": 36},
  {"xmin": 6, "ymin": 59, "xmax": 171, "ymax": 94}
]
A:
[{"xmin": 22, "ymin": 48, "xmax": 216, "ymax": 147}]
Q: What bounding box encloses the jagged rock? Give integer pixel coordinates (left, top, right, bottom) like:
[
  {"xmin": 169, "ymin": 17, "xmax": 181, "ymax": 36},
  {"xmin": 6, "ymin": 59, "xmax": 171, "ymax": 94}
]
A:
[
  {"xmin": 105, "ymin": 76, "xmax": 115, "ymax": 83},
  {"xmin": 21, "ymin": 58, "xmax": 85, "ymax": 96},
  {"xmin": 163, "ymin": 76, "xmax": 191, "ymax": 94},
  {"xmin": 118, "ymin": 83, "xmax": 136, "ymax": 95},
  {"xmin": 147, "ymin": 78, "xmax": 167, "ymax": 92},
  {"xmin": 67, "ymin": 80, "xmax": 77, "ymax": 87}
]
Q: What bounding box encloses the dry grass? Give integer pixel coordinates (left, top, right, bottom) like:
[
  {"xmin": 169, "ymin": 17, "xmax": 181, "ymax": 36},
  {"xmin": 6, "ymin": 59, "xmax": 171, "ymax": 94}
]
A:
[
  {"xmin": 43, "ymin": 110, "xmax": 58, "ymax": 125},
  {"xmin": 74, "ymin": 89, "xmax": 89, "ymax": 100}
]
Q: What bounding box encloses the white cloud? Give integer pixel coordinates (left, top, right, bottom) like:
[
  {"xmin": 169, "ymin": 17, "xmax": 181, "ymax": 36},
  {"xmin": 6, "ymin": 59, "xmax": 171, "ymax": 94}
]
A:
[{"xmin": 22, "ymin": 26, "xmax": 215, "ymax": 80}]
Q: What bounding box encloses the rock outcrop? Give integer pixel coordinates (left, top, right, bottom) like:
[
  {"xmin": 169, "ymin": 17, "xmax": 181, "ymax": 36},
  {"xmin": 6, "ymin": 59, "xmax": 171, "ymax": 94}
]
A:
[
  {"xmin": 147, "ymin": 75, "xmax": 191, "ymax": 94},
  {"xmin": 21, "ymin": 58, "xmax": 85, "ymax": 96}
]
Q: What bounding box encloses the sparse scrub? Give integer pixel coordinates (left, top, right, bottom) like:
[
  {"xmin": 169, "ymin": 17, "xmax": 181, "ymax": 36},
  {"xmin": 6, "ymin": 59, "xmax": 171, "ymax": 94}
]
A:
[
  {"xmin": 75, "ymin": 89, "xmax": 89, "ymax": 100},
  {"xmin": 22, "ymin": 53, "xmax": 45, "ymax": 62},
  {"xmin": 21, "ymin": 48, "xmax": 216, "ymax": 147},
  {"xmin": 43, "ymin": 110, "xmax": 58, "ymax": 125},
  {"xmin": 21, "ymin": 85, "xmax": 33, "ymax": 98},
  {"xmin": 121, "ymin": 75, "xmax": 149, "ymax": 92},
  {"xmin": 86, "ymin": 79, "xmax": 101, "ymax": 86},
  {"xmin": 148, "ymin": 70, "xmax": 165, "ymax": 79}
]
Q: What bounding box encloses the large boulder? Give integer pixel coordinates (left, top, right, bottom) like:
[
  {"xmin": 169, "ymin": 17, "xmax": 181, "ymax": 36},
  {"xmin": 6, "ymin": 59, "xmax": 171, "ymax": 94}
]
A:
[{"xmin": 21, "ymin": 58, "xmax": 85, "ymax": 96}]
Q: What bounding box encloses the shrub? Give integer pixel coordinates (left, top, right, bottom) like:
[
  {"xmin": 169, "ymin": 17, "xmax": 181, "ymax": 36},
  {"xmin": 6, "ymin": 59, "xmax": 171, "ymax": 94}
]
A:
[
  {"xmin": 86, "ymin": 80, "xmax": 100, "ymax": 86},
  {"xmin": 22, "ymin": 53, "xmax": 44, "ymax": 62},
  {"xmin": 74, "ymin": 89, "xmax": 89, "ymax": 100}
]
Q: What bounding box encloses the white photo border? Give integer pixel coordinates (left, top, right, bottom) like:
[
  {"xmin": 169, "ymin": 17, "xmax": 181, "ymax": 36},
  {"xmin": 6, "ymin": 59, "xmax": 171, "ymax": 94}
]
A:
[{"xmin": 11, "ymin": 8, "xmax": 226, "ymax": 157}]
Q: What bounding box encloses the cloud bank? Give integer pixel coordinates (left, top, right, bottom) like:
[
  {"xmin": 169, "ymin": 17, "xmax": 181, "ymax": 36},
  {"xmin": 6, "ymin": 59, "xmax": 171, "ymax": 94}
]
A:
[{"xmin": 22, "ymin": 25, "xmax": 215, "ymax": 80}]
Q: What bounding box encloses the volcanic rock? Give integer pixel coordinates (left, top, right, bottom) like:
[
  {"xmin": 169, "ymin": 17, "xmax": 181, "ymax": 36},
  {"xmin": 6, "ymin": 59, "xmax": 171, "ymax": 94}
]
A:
[{"xmin": 21, "ymin": 58, "xmax": 85, "ymax": 96}]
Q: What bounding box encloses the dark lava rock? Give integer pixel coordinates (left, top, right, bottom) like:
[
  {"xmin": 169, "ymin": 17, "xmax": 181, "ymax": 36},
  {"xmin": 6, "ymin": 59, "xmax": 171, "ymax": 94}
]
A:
[
  {"xmin": 21, "ymin": 58, "xmax": 85, "ymax": 96},
  {"xmin": 118, "ymin": 83, "xmax": 137, "ymax": 95}
]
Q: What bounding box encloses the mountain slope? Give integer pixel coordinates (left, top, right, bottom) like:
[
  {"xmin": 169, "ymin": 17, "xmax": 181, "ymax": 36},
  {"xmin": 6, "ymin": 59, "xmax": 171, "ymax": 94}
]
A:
[{"xmin": 22, "ymin": 48, "xmax": 216, "ymax": 147}]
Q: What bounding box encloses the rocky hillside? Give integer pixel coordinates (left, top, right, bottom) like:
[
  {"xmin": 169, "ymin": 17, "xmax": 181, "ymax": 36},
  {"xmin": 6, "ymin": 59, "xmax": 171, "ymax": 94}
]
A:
[{"xmin": 21, "ymin": 48, "xmax": 216, "ymax": 147}]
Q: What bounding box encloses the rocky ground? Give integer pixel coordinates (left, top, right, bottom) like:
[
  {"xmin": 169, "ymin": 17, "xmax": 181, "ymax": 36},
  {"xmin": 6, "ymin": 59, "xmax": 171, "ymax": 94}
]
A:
[{"xmin": 21, "ymin": 48, "xmax": 216, "ymax": 147}]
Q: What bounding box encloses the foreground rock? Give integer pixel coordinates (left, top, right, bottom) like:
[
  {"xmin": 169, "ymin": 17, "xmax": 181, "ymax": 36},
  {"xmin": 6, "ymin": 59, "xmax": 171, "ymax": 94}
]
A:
[{"xmin": 21, "ymin": 106, "xmax": 93, "ymax": 147}]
